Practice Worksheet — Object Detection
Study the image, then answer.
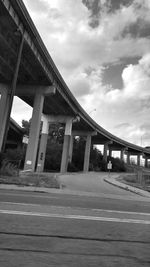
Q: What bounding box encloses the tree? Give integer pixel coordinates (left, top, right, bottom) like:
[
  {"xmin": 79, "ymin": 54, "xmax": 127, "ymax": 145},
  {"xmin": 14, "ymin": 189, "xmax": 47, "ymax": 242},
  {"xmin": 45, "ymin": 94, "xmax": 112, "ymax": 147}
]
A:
[
  {"xmin": 44, "ymin": 123, "xmax": 64, "ymax": 171},
  {"xmin": 22, "ymin": 119, "xmax": 31, "ymax": 135},
  {"xmin": 48, "ymin": 123, "xmax": 64, "ymax": 144}
]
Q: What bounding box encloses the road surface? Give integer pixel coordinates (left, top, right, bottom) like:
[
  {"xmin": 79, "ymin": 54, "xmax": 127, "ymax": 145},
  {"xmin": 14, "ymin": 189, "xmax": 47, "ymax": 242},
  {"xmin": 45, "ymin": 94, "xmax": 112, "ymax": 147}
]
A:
[{"xmin": 0, "ymin": 172, "xmax": 150, "ymax": 266}]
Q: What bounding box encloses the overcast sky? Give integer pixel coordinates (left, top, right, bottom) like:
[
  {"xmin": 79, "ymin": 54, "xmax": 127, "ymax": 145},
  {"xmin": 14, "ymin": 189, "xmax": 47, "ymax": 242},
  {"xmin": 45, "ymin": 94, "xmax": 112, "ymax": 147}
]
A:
[{"xmin": 11, "ymin": 0, "xmax": 150, "ymax": 147}]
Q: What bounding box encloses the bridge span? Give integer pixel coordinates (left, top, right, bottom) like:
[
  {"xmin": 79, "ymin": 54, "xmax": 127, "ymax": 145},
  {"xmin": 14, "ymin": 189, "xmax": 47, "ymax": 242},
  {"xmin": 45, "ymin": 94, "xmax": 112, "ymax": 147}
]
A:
[{"xmin": 0, "ymin": 0, "xmax": 150, "ymax": 173}]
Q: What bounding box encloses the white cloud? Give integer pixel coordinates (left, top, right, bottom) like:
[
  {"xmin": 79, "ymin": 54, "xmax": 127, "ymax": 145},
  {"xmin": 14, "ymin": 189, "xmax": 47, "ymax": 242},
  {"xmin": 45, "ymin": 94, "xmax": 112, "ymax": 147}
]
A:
[
  {"xmin": 123, "ymin": 53, "xmax": 150, "ymax": 99},
  {"xmin": 11, "ymin": 97, "xmax": 32, "ymax": 126},
  {"xmin": 22, "ymin": 0, "xmax": 150, "ymax": 77},
  {"xmin": 14, "ymin": 0, "xmax": 150, "ymax": 146},
  {"xmin": 73, "ymin": 53, "xmax": 150, "ymax": 145}
]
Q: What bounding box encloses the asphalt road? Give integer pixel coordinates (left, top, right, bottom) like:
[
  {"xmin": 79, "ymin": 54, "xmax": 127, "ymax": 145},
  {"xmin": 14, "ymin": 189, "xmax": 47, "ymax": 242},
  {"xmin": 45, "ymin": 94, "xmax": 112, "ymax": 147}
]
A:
[{"xmin": 0, "ymin": 173, "xmax": 150, "ymax": 267}]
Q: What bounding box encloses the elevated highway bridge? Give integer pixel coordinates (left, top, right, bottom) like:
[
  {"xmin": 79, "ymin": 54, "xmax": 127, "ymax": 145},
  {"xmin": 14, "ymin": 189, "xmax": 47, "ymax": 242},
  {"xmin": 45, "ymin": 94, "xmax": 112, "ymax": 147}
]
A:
[{"xmin": 0, "ymin": 0, "xmax": 150, "ymax": 173}]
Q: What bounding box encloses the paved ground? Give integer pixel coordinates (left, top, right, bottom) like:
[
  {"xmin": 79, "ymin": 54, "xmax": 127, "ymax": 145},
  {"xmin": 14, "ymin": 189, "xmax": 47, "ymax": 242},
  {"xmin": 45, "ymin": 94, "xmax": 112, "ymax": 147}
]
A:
[
  {"xmin": 59, "ymin": 172, "xmax": 149, "ymax": 198},
  {"xmin": 0, "ymin": 172, "xmax": 150, "ymax": 266},
  {"xmin": 0, "ymin": 171, "xmax": 149, "ymax": 198},
  {"xmin": 59, "ymin": 172, "xmax": 123, "ymax": 194}
]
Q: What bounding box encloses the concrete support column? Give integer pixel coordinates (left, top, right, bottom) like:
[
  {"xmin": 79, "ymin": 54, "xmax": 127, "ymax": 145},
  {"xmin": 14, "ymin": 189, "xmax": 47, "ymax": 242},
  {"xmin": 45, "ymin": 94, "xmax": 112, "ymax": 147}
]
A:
[
  {"xmin": 60, "ymin": 118, "xmax": 72, "ymax": 173},
  {"xmin": 127, "ymin": 152, "xmax": 130, "ymax": 165},
  {"xmin": 137, "ymin": 154, "xmax": 141, "ymax": 166},
  {"xmin": 0, "ymin": 85, "xmax": 10, "ymax": 151},
  {"xmin": 109, "ymin": 148, "xmax": 112, "ymax": 158},
  {"xmin": 36, "ymin": 116, "xmax": 49, "ymax": 173},
  {"xmin": 83, "ymin": 134, "xmax": 91, "ymax": 172},
  {"xmin": 24, "ymin": 90, "xmax": 44, "ymax": 171},
  {"xmin": 103, "ymin": 143, "xmax": 108, "ymax": 162},
  {"xmin": 68, "ymin": 135, "xmax": 74, "ymax": 163},
  {"xmin": 120, "ymin": 149, "xmax": 125, "ymax": 161},
  {"xmin": 145, "ymin": 157, "xmax": 148, "ymax": 168}
]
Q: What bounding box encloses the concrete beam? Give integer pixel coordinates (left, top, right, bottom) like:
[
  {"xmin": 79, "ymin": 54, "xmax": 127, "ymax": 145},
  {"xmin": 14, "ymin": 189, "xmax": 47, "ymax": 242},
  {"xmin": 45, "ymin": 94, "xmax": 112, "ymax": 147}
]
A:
[
  {"xmin": 16, "ymin": 85, "xmax": 56, "ymax": 96},
  {"xmin": 128, "ymin": 152, "xmax": 142, "ymax": 156},
  {"xmin": 72, "ymin": 131, "xmax": 97, "ymax": 137},
  {"xmin": 93, "ymin": 139, "xmax": 113, "ymax": 145},
  {"xmin": 108, "ymin": 148, "xmax": 120, "ymax": 151},
  {"xmin": 46, "ymin": 115, "xmax": 77, "ymax": 124},
  {"xmin": 43, "ymin": 86, "xmax": 56, "ymax": 96},
  {"xmin": 48, "ymin": 115, "xmax": 70, "ymax": 124}
]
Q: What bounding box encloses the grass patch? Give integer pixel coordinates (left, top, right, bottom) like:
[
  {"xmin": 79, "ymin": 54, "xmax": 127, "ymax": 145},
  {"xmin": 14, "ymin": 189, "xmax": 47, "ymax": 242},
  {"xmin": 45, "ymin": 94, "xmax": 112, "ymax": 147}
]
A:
[
  {"xmin": 117, "ymin": 173, "xmax": 150, "ymax": 192},
  {"xmin": 0, "ymin": 172, "xmax": 60, "ymax": 189},
  {"xmin": 122, "ymin": 174, "xmax": 137, "ymax": 183}
]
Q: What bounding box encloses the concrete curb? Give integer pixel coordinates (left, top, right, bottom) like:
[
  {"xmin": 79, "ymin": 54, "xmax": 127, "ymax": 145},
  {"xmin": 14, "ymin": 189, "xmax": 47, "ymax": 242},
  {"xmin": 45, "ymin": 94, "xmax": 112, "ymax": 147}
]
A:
[
  {"xmin": 104, "ymin": 177, "xmax": 150, "ymax": 198},
  {"xmin": 0, "ymin": 184, "xmax": 61, "ymax": 194},
  {"xmin": 0, "ymin": 184, "xmax": 111, "ymax": 198}
]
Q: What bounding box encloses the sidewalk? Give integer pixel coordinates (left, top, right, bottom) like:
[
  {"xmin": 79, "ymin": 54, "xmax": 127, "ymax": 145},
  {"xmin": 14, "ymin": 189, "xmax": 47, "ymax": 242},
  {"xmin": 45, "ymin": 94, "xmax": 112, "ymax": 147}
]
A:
[
  {"xmin": 104, "ymin": 175, "xmax": 150, "ymax": 198},
  {"xmin": 0, "ymin": 172, "xmax": 150, "ymax": 198}
]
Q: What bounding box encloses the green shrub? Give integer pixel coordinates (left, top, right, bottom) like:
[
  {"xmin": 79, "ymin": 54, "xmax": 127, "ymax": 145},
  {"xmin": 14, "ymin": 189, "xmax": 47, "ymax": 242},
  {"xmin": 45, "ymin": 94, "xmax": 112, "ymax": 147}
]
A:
[
  {"xmin": 108, "ymin": 157, "xmax": 126, "ymax": 172},
  {"xmin": 44, "ymin": 142, "xmax": 62, "ymax": 171},
  {"xmin": 67, "ymin": 162, "xmax": 79, "ymax": 172},
  {"xmin": 0, "ymin": 148, "xmax": 24, "ymax": 176},
  {"xmin": 99, "ymin": 159, "xmax": 107, "ymax": 171},
  {"xmin": 123, "ymin": 174, "xmax": 137, "ymax": 183},
  {"xmin": 0, "ymin": 158, "xmax": 19, "ymax": 176},
  {"xmin": 4, "ymin": 148, "xmax": 24, "ymax": 167}
]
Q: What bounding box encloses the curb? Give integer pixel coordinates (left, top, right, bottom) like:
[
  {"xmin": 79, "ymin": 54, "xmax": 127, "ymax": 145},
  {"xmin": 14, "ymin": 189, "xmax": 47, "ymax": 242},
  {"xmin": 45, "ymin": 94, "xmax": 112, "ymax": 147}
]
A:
[
  {"xmin": 0, "ymin": 184, "xmax": 61, "ymax": 194},
  {"xmin": 0, "ymin": 184, "xmax": 111, "ymax": 198},
  {"xmin": 104, "ymin": 177, "xmax": 150, "ymax": 198}
]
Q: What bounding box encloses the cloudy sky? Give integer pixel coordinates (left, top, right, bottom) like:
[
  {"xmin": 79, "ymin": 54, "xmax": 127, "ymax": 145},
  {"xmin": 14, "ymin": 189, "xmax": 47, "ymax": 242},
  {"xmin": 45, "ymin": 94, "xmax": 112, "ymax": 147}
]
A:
[{"xmin": 12, "ymin": 0, "xmax": 150, "ymax": 147}]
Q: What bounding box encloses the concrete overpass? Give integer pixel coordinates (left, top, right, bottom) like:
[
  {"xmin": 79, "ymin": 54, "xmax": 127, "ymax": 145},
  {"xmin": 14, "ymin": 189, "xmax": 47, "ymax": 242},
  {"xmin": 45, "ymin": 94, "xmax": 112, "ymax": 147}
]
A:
[
  {"xmin": 6, "ymin": 118, "xmax": 24, "ymax": 149},
  {"xmin": 0, "ymin": 0, "xmax": 150, "ymax": 173}
]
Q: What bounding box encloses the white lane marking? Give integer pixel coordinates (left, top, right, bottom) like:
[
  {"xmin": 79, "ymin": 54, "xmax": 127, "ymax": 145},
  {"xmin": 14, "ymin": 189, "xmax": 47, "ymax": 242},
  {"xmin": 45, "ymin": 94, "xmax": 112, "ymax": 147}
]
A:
[
  {"xmin": 0, "ymin": 192, "xmax": 59, "ymax": 199},
  {"xmin": 92, "ymin": 208, "xmax": 150, "ymax": 216},
  {"xmin": 1, "ymin": 202, "xmax": 150, "ymax": 216},
  {"xmin": 0, "ymin": 209, "xmax": 150, "ymax": 224},
  {"xmin": 1, "ymin": 202, "xmax": 42, "ymax": 207}
]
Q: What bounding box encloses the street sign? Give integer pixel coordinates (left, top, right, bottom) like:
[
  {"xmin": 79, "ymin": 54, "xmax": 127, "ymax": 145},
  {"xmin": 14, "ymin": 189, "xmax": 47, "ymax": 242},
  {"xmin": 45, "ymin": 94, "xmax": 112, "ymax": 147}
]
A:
[{"xmin": 22, "ymin": 135, "xmax": 29, "ymax": 144}]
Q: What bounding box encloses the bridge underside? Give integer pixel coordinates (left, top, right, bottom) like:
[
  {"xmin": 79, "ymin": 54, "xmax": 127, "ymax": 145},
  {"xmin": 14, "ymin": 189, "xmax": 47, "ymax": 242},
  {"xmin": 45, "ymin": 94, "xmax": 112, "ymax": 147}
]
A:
[
  {"xmin": 0, "ymin": 0, "xmax": 95, "ymax": 134},
  {"xmin": 0, "ymin": 0, "xmax": 150, "ymax": 173}
]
